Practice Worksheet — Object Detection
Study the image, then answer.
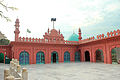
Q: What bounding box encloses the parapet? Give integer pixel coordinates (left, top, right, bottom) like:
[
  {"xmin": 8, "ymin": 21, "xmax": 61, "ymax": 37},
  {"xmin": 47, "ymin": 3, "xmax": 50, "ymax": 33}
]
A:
[
  {"xmin": 17, "ymin": 37, "xmax": 79, "ymax": 45},
  {"xmin": 80, "ymin": 29, "xmax": 120, "ymax": 43}
]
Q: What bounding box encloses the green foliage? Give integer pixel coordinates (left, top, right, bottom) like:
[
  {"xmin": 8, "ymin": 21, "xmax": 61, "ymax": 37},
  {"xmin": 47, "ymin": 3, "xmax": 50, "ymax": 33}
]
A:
[
  {"xmin": 111, "ymin": 49, "xmax": 116, "ymax": 54},
  {"xmin": 112, "ymin": 49, "xmax": 117, "ymax": 62},
  {"xmin": 0, "ymin": 0, "xmax": 18, "ymax": 21},
  {"xmin": 0, "ymin": 39, "xmax": 10, "ymax": 45}
]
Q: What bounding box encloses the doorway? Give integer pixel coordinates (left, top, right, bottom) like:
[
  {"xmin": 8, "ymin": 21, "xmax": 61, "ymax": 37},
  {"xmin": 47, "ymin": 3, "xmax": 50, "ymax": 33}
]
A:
[
  {"xmin": 53, "ymin": 53, "xmax": 56, "ymax": 63},
  {"xmin": 0, "ymin": 53, "xmax": 4, "ymax": 63},
  {"xmin": 19, "ymin": 51, "xmax": 29, "ymax": 65},
  {"xmin": 96, "ymin": 49, "xmax": 104, "ymax": 62},
  {"xmin": 51, "ymin": 51, "xmax": 58, "ymax": 63},
  {"xmin": 64, "ymin": 51, "xmax": 70, "ymax": 63},
  {"xmin": 85, "ymin": 51, "xmax": 90, "ymax": 61},
  {"xmin": 111, "ymin": 48, "xmax": 120, "ymax": 64},
  {"xmin": 36, "ymin": 51, "xmax": 45, "ymax": 64}
]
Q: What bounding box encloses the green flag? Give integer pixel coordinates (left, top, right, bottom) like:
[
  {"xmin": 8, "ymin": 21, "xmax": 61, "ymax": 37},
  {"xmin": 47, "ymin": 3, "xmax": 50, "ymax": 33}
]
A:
[{"xmin": 27, "ymin": 29, "xmax": 31, "ymax": 33}]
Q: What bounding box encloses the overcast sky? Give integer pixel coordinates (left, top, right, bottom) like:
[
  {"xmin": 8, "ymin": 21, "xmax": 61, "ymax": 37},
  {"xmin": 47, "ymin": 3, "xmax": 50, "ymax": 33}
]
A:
[{"xmin": 0, "ymin": 0, "xmax": 120, "ymax": 41}]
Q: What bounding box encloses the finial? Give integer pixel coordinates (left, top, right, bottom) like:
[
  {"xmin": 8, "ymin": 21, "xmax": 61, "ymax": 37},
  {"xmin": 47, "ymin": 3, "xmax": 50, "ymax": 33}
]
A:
[
  {"xmin": 59, "ymin": 29, "xmax": 60, "ymax": 34},
  {"xmin": 79, "ymin": 28, "xmax": 81, "ymax": 32},
  {"xmin": 15, "ymin": 18, "xmax": 20, "ymax": 28},
  {"xmin": 48, "ymin": 27, "xmax": 49, "ymax": 33},
  {"xmin": 15, "ymin": 18, "xmax": 19, "ymax": 23}
]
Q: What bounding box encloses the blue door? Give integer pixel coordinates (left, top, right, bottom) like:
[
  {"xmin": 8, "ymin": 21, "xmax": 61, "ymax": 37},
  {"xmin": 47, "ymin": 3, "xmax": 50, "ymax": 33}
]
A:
[
  {"xmin": 64, "ymin": 51, "xmax": 70, "ymax": 63},
  {"xmin": 75, "ymin": 52, "xmax": 80, "ymax": 62},
  {"xmin": 19, "ymin": 51, "xmax": 29, "ymax": 65},
  {"xmin": 36, "ymin": 51, "xmax": 45, "ymax": 64}
]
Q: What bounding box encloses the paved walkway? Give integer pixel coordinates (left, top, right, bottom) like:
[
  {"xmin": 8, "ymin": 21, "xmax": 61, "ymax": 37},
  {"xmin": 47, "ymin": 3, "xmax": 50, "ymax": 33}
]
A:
[
  {"xmin": 0, "ymin": 62, "xmax": 120, "ymax": 80},
  {"xmin": 0, "ymin": 63, "xmax": 9, "ymax": 80}
]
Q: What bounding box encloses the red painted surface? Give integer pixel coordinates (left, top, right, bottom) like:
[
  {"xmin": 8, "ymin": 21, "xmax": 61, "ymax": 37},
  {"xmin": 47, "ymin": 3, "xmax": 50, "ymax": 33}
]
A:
[
  {"xmin": 1, "ymin": 18, "xmax": 120, "ymax": 64},
  {"xmin": 0, "ymin": 45, "xmax": 11, "ymax": 63}
]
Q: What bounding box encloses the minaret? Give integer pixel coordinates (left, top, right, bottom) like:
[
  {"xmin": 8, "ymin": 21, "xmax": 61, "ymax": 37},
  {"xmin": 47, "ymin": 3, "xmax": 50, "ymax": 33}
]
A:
[
  {"xmin": 14, "ymin": 18, "xmax": 20, "ymax": 41},
  {"xmin": 78, "ymin": 28, "xmax": 82, "ymax": 40},
  {"xmin": 59, "ymin": 29, "xmax": 60, "ymax": 34},
  {"xmin": 48, "ymin": 28, "xmax": 49, "ymax": 34}
]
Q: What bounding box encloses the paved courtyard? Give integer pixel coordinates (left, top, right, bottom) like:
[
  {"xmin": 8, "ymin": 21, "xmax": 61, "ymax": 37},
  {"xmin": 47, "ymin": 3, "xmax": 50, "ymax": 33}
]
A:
[{"xmin": 0, "ymin": 62, "xmax": 120, "ymax": 80}]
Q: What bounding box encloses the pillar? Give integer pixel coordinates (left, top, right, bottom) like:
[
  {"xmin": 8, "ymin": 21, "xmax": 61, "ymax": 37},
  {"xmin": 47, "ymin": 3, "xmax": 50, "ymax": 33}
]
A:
[
  {"xmin": 103, "ymin": 50, "xmax": 107, "ymax": 64},
  {"xmin": 92, "ymin": 52, "xmax": 96, "ymax": 63},
  {"xmin": 48, "ymin": 49, "xmax": 51, "ymax": 63},
  {"xmin": 45, "ymin": 48, "xmax": 49, "ymax": 64},
  {"xmin": 4, "ymin": 69, "xmax": 10, "ymax": 80},
  {"xmin": 90, "ymin": 52, "xmax": 93, "ymax": 62},
  {"xmin": 59, "ymin": 49, "xmax": 62, "ymax": 63},
  {"xmin": 61, "ymin": 49, "xmax": 64, "ymax": 62},
  {"xmin": 22, "ymin": 68, "xmax": 28, "ymax": 80},
  {"xmin": 106, "ymin": 47, "xmax": 112, "ymax": 64},
  {"xmin": 17, "ymin": 65, "xmax": 21, "ymax": 73},
  {"xmin": 81, "ymin": 50, "xmax": 84, "ymax": 62}
]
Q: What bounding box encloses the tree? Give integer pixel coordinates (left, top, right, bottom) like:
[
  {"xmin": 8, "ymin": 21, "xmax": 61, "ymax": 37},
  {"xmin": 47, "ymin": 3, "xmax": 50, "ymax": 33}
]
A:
[
  {"xmin": 0, "ymin": 0, "xmax": 18, "ymax": 21},
  {"xmin": 0, "ymin": 39, "xmax": 10, "ymax": 45}
]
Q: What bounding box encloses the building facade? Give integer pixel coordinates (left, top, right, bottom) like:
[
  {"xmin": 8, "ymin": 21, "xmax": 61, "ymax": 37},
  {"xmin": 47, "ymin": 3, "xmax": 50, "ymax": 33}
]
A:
[{"xmin": 0, "ymin": 18, "xmax": 120, "ymax": 65}]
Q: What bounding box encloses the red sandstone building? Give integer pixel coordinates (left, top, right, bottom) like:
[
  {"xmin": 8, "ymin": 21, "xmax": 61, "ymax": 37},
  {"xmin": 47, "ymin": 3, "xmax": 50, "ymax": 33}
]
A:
[{"xmin": 0, "ymin": 18, "xmax": 120, "ymax": 65}]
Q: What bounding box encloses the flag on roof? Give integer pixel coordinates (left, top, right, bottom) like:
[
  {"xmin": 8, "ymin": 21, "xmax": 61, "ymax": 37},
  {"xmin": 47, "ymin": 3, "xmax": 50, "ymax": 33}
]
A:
[
  {"xmin": 51, "ymin": 18, "xmax": 56, "ymax": 21},
  {"xmin": 27, "ymin": 29, "xmax": 31, "ymax": 33}
]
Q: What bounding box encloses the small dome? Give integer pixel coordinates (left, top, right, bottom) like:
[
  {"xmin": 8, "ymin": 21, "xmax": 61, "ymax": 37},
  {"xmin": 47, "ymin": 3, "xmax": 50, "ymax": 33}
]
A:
[
  {"xmin": 68, "ymin": 33, "xmax": 79, "ymax": 41},
  {"xmin": 50, "ymin": 29, "xmax": 58, "ymax": 36}
]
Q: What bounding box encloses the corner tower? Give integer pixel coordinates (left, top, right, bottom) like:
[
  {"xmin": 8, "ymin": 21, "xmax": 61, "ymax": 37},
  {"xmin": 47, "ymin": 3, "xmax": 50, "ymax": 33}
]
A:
[
  {"xmin": 78, "ymin": 28, "xmax": 82, "ymax": 41},
  {"xmin": 14, "ymin": 18, "xmax": 20, "ymax": 41}
]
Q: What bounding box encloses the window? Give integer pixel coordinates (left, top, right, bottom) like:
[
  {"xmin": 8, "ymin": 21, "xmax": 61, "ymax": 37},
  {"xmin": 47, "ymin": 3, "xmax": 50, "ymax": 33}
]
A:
[
  {"xmin": 45, "ymin": 38, "xmax": 48, "ymax": 42},
  {"xmin": 53, "ymin": 37, "xmax": 56, "ymax": 42}
]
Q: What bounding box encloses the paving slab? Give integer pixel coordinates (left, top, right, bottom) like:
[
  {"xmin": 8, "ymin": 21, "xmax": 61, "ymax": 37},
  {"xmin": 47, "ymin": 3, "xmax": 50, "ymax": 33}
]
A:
[{"xmin": 0, "ymin": 62, "xmax": 120, "ymax": 80}]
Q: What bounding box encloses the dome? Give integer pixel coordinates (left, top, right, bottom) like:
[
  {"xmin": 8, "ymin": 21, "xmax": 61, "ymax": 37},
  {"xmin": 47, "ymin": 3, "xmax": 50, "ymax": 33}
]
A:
[
  {"xmin": 68, "ymin": 33, "xmax": 79, "ymax": 41},
  {"xmin": 50, "ymin": 29, "xmax": 58, "ymax": 36}
]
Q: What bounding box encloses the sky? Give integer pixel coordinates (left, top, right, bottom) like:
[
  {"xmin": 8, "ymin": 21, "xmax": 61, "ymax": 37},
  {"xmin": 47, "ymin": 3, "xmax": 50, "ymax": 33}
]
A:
[{"xmin": 0, "ymin": 0, "xmax": 120, "ymax": 41}]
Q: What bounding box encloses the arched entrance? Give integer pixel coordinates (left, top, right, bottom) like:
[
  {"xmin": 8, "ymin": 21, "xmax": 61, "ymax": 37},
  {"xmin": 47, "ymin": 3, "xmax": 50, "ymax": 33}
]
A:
[
  {"xmin": 0, "ymin": 53, "xmax": 4, "ymax": 63},
  {"xmin": 19, "ymin": 51, "xmax": 29, "ymax": 65},
  {"xmin": 75, "ymin": 52, "xmax": 80, "ymax": 62},
  {"xmin": 111, "ymin": 47, "xmax": 120, "ymax": 64},
  {"xmin": 85, "ymin": 51, "xmax": 90, "ymax": 61},
  {"xmin": 95, "ymin": 49, "xmax": 104, "ymax": 62},
  {"xmin": 36, "ymin": 51, "xmax": 45, "ymax": 64},
  {"xmin": 64, "ymin": 51, "xmax": 70, "ymax": 63},
  {"xmin": 51, "ymin": 51, "xmax": 58, "ymax": 63}
]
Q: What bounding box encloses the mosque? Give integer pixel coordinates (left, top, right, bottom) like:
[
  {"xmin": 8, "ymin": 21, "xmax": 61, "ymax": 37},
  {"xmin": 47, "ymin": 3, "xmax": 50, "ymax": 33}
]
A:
[{"xmin": 0, "ymin": 18, "xmax": 120, "ymax": 65}]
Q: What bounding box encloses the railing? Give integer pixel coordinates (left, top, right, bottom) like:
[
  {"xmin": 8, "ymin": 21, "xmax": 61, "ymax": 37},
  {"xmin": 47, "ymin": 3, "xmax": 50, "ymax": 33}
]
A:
[
  {"xmin": 4, "ymin": 59, "xmax": 28, "ymax": 80},
  {"xmin": 17, "ymin": 29, "xmax": 120, "ymax": 44},
  {"xmin": 80, "ymin": 29, "xmax": 120, "ymax": 43},
  {"xmin": 17, "ymin": 37, "xmax": 79, "ymax": 45},
  {"xmin": 64, "ymin": 40, "xmax": 79, "ymax": 44},
  {"xmin": 18, "ymin": 37, "xmax": 44, "ymax": 43}
]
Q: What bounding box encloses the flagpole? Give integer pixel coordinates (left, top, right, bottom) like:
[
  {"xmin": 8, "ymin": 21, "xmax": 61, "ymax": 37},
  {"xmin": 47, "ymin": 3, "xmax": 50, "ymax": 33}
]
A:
[
  {"xmin": 51, "ymin": 18, "xmax": 56, "ymax": 29},
  {"xmin": 26, "ymin": 29, "xmax": 27, "ymax": 37},
  {"xmin": 53, "ymin": 21, "xmax": 54, "ymax": 29}
]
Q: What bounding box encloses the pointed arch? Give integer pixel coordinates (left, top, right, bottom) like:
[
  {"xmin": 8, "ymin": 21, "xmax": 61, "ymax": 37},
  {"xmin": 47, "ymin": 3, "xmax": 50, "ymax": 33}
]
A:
[
  {"xmin": 0, "ymin": 53, "xmax": 4, "ymax": 63},
  {"xmin": 64, "ymin": 51, "xmax": 70, "ymax": 63},
  {"xmin": 111, "ymin": 47, "xmax": 120, "ymax": 64},
  {"xmin": 95, "ymin": 49, "xmax": 104, "ymax": 62},
  {"xmin": 19, "ymin": 51, "xmax": 29, "ymax": 65},
  {"xmin": 85, "ymin": 51, "xmax": 90, "ymax": 61},
  {"xmin": 75, "ymin": 51, "xmax": 80, "ymax": 62},
  {"xmin": 51, "ymin": 51, "xmax": 58, "ymax": 63},
  {"xmin": 36, "ymin": 51, "xmax": 45, "ymax": 64}
]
